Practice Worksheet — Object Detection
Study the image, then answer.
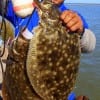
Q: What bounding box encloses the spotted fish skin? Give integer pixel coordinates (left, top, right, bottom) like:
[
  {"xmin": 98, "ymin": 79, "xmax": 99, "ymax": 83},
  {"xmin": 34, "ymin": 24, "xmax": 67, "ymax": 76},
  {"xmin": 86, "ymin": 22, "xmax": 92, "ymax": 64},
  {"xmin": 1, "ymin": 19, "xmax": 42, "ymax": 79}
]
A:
[
  {"xmin": 0, "ymin": 16, "xmax": 14, "ymax": 41},
  {"xmin": 27, "ymin": 0, "xmax": 81, "ymax": 100},
  {"xmin": 2, "ymin": 34, "xmax": 42, "ymax": 100}
]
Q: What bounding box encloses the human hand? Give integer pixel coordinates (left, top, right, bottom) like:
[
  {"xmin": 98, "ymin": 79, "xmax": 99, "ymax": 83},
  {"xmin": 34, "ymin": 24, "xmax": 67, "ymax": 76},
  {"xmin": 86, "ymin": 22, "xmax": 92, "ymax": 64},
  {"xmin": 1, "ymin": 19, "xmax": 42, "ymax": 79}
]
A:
[{"xmin": 60, "ymin": 10, "xmax": 84, "ymax": 33}]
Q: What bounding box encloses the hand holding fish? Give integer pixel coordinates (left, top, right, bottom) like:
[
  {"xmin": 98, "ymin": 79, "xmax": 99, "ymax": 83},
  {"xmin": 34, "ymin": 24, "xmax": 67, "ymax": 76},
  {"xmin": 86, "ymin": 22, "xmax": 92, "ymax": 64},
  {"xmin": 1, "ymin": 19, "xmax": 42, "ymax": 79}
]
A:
[{"xmin": 60, "ymin": 10, "xmax": 84, "ymax": 33}]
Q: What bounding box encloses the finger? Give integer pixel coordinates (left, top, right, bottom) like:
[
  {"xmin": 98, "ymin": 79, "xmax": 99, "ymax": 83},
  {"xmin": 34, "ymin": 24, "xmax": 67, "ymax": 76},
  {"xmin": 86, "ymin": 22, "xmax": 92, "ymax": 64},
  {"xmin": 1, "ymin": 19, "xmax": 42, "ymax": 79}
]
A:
[
  {"xmin": 60, "ymin": 10, "xmax": 73, "ymax": 20},
  {"xmin": 61, "ymin": 10, "xmax": 77, "ymax": 24},
  {"xmin": 63, "ymin": 14, "xmax": 74, "ymax": 24},
  {"xmin": 66, "ymin": 17, "xmax": 78, "ymax": 28},
  {"xmin": 69, "ymin": 22, "xmax": 81, "ymax": 32},
  {"xmin": 60, "ymin": 11, "xmax": 68, "ymax": 20}
]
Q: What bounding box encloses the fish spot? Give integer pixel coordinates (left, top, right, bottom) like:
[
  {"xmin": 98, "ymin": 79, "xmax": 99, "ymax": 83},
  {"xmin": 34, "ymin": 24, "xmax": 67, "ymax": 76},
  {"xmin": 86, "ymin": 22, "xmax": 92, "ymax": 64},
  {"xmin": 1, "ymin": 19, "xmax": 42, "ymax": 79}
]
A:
[
  {"xmin": 62, "ymin": 50, "xmax": 66, "ymax": 54},
  {"xmin": 53, "ymin": 81, "xmax": 57, "ymax": 84},
  {"xmin": 54, "ymin": 47, "xmax": 57, "ymax": 50},
  {"xmin": 63, "ymin": 71, "xmax": 67, "ymax": 75},
  {"xmin": 50, "ymin": 87, "xmax": 56, "ymax": 91},
  {"xmin": 64, "ymin": 53, "xmax": 68, "ymax": 58},
  {"xmin": 56, "ymin": 62, "xmax": 60, "ymax": 66},
  {"xmin": 48, "ymin": 58, "xmax": 52, "ymax": 61},
  {"xmin": 62, "ymin": 44, "xmax": 66, "ymax": 49},
  {"xmin": 47, "ymin": 50, "xmax": 52, "ymax": 54},
  {"xmin": 27, "ymin": 96, "xmax": 33, "ymax": 100},
  {"xmin": 24, "ymin": 90, "xmax": 28, "ymax": 94},
  {"xmin": 57, "ymin": 89, "xmax": 60, "ymax": 93},
  {"xmin": 67, "ymin": 58, "xmax": 71, "ymax": 62},
  {"xmin": 52, "ymin": 71, "xmax": 57, "ymax": 76},
  {"xmin": 45, "ymin": 70, "xmax": 51, "ymax": 75},
  {"xmin": 59, "ymin": 80, "xmax": 64, "ymax": 84},
  {"xmin": 70, "ymin": 40, "xmax": 74, "ymax": 44},
  {"xmin": 51, "ymin": 96, "xmax": 54, "ymax": 99},
  {"xmin": 66, "ymin": 79, "xmax": 69, "ymax": 83},
  {"xmin": 64, "ymin": 75, "xmax": 67, "ymax": 79},
  {"xmin": 66, "ymin": 64, "xmax": 70, "ymax": 69},
  {"xmin": 59, "ymin": 66, "xmax": 64, "ymax": 71},
  {"xmin": 59, "ymin": 57, "xmax": 63, "ymax": 62},
  {"xmin": 36, "ymin": 80, "xmax": 39, "ymax": 84},
  {"xmin": 40, "ymin": 84, "xmax": 45, "ymax": 88},
  {"xmin": 38, "ymin": 51, "xmax": 44, "ymax": 55},
  {"xmin": 45, "ymin": 90, "xmax": 49, "ymax": 95},
  {"xmin": 44, "ymin": 46, "xmax": 47, "ymax": 51},
  {"xmin": 49, "ymin": 62, "xmax": 53, "ymax": 67}
]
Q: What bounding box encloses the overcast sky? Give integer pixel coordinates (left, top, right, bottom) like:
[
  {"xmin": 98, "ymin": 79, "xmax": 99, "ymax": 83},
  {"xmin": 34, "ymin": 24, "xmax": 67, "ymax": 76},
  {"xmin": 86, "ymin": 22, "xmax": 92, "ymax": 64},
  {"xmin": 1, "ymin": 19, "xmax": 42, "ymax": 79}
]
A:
[{"xmin": 64, "ymin": 0, "xmax": 100, "ymax": 3}]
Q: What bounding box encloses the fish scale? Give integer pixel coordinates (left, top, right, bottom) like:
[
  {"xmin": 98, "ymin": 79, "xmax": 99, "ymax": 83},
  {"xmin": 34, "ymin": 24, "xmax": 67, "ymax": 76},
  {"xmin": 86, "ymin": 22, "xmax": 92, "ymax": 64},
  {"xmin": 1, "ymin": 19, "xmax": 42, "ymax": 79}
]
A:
[{"xmin": 27, "ymin": 0, "xmax": 81, "ymax": 100}]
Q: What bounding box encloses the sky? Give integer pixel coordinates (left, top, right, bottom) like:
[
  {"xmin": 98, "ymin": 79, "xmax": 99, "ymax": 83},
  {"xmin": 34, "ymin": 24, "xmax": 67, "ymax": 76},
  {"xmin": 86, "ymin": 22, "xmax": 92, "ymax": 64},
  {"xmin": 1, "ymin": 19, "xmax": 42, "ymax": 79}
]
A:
[{"xmin": 64, "ymin": 0, "xmax": 100, "ymax": 4}]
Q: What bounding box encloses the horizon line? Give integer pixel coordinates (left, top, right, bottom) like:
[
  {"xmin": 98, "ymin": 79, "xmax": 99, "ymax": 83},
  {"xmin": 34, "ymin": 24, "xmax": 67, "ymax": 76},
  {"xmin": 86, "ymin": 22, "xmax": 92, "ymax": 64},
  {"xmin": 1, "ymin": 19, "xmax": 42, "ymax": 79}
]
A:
[{"xmin": 64, "ymin": 2, "xmax": 100, "ymax": 5}]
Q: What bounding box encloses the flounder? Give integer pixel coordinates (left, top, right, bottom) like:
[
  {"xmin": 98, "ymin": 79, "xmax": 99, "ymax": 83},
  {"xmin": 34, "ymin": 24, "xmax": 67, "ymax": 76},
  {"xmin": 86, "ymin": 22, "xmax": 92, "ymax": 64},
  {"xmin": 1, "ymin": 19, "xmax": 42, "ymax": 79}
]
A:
[
  {"xmin": 0, "ymin": 16, "xmax": 14, "ymax": 41},
  {"xmin": 1, "ymin": 17, "xmax": 41, "ymax": 100},
  {"xmin": 27, "ymin": 0, "xmax": 81, "ymax": 100},
  {"xmin": 2, "ymin": 34, "xmax": 42, "ymax": 100},
  {"xmin": 2, "ymin": 0, "xmax": 81, "ymax": 100}
]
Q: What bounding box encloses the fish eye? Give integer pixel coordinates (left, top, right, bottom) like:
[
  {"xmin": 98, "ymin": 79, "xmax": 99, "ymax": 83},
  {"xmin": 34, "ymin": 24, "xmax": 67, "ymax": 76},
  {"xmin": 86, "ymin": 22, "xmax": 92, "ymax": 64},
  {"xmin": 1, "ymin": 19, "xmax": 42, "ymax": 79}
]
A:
[{"xmin": 38, "ymin": 0, "xmax": 43, "ymax": 2}]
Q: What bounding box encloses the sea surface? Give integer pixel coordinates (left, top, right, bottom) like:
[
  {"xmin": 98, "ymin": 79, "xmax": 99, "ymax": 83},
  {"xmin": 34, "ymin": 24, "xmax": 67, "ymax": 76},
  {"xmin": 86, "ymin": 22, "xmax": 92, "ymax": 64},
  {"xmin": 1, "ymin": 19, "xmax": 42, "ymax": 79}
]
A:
[{"xmin": 64, "ymin": 3, "xmax": 100, "ymax": 100}]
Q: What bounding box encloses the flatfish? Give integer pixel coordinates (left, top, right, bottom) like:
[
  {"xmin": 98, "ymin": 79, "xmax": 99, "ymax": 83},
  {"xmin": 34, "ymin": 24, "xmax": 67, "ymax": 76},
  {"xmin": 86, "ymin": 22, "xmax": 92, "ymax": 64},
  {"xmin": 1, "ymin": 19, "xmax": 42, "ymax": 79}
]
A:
[
  {"xmin": 0, "ymin": 16, "xmax": 14, "ymax": 41},
  {"xmin": 27, "ymin": 0, "xmax": 81, "ymax": 100},
  {"xmin": 2, "ymin": 34, "xmax": 42, "ymax": 100},
  {"xmin": 0, "ymin": 15, "xmax": 42, "ymax": 100}
]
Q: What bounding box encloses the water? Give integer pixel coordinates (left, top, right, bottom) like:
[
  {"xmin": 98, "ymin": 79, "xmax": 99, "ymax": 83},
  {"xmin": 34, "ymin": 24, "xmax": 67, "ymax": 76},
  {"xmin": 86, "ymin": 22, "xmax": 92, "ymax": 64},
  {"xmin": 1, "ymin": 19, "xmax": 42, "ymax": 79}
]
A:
[{"xmin": 65, "ymin": 3, "xmax": 100, "ymax": 100}]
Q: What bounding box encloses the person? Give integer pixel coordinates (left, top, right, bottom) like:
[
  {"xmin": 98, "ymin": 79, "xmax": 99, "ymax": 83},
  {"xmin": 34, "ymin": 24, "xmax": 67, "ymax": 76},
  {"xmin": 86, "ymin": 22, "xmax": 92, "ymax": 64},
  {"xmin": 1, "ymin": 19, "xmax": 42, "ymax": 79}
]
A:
[
  {"xmin": 1, "ymin": 0, "xmax": 96, "ymax": 100},
  {"xmin": 5, "ymin": 0, "xmax": 96, "ymax": 53}
]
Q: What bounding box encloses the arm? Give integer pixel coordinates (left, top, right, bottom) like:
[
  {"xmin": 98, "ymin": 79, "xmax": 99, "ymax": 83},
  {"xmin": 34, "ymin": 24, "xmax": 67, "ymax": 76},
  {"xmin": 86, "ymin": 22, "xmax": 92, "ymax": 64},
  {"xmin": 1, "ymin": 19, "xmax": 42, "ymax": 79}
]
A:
[
  {"xmin": 59, "ymin": 4, "xmax": 96, "ymax": 53},
  {"xmin": 5, "ymin": 0, "xmax": 17, "ymax": 26},
  {"xmin": 81, "ymin": 29, "xmax": 96, "ymax": 53},
  {"xmin": 78, "ymin": 13, "xmax": 96, "ymax": 53}
]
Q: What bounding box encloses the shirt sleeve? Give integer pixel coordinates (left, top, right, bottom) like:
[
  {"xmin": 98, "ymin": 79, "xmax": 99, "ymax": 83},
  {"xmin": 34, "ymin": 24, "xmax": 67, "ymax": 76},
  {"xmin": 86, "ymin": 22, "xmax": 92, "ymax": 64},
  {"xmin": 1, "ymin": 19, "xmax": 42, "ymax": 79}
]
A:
[
  {"xmin": 81, "ymin": 29, "xmax": 96, "ymax": 53},
  {"xmin": 5, "ymin": 1, "xmax": 16, "ymax": 26},
  {"xmin": 77, "ymin": 13, "xmax": 89, "ymax": 29}
]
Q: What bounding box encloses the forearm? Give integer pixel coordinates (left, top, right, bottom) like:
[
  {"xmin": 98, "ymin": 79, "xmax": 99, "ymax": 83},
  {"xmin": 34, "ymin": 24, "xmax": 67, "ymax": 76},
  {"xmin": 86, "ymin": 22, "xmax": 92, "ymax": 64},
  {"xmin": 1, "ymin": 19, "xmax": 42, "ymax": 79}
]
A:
[
  {"xmin": 81, "ymin": 29, "xmax": 96, "ymax": 53},
  {"xmin": 78, "ymin": 13, "xmax": 96, "ymax": 53}
]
